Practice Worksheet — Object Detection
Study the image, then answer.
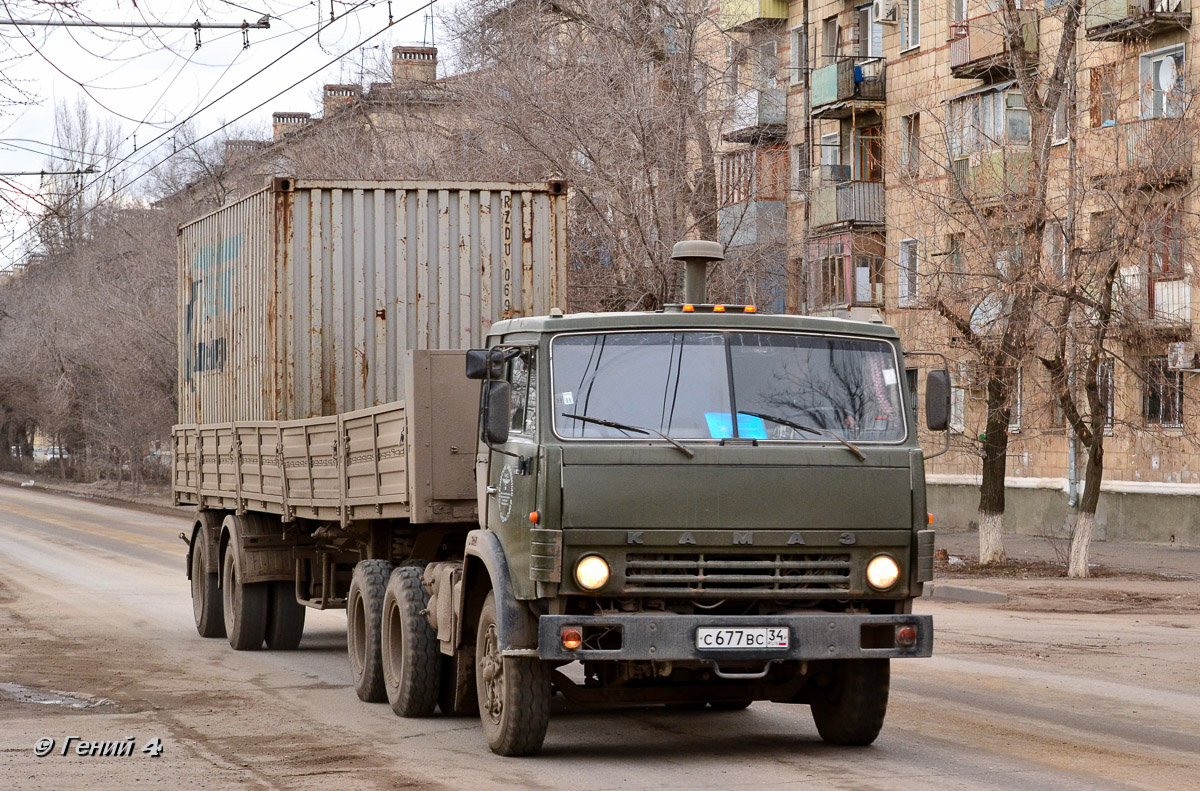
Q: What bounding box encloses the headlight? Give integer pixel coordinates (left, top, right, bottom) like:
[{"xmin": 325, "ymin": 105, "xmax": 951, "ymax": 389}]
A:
[
  {"xmin": 866, "ymin": 555, "xmax": 901, "ymax": 590},
  {"xmin": 574, "ymin": 555, "xmax": 610, "ymax": 591}
]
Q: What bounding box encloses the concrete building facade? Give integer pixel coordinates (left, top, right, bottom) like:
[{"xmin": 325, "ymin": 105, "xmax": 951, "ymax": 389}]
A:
[{"xmin": 777, "ymin": 0, "xmax": 1200, "ymax": 543}]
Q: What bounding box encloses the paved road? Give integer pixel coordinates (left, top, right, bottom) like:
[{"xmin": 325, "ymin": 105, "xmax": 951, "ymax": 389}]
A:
[{"xmin": 1, "ymin": 485, "xmax": 1197, "ymax": 790}]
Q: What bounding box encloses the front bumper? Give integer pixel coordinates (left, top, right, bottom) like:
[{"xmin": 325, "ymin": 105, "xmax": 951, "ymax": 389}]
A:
[{"xmin": 531, "ymin": 613, "xmax": 932, "ymax": 662}]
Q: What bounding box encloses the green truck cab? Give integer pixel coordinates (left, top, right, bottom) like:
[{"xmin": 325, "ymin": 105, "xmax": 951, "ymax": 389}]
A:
[{"xmin": 453, "ymin": 306, "xmax": 945, "ymax": 754}]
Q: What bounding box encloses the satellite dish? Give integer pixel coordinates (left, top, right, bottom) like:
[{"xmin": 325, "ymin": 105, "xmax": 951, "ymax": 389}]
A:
[{"xmin": 1159, "ymin": 56, "xmax": 1178, "ymax": 93}]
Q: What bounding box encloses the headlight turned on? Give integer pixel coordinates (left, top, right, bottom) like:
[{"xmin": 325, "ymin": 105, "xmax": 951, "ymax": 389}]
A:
[
  {"xmin": 866, "ymin": 555, "xmax": 901, "ymax": 590},
  {"xmin": 574, "ymin": 555, "xmax": 611, "ymax": 591}
]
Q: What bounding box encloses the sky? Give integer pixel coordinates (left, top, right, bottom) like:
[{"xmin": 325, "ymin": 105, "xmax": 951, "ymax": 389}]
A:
[{"xmin": 0, "ymin": 0, "xmax": 444, "ymax": 271}]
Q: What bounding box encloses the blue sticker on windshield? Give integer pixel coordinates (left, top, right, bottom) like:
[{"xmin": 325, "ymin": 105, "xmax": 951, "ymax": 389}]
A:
[{"xmin": 704, "ymin": 413, "xmax": 769, "ymax": 439}]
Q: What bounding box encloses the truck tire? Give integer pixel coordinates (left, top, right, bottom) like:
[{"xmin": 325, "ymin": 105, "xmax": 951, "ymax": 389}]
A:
[
  {"xmin": 222, "ymin": 544, "xmax": 268, "ymax": 650},
  {"xmin": 475, "ymin": 591, "xmax": 551, "ymax": 756},
  {"xmin": 809, "ymin": 659, "xmax": 890, "ymax": 746},
  {"xmin": 264, "ymin": 581, "xmax": 306, "ymax": 650},
  {"xmin": 348, "ymin": 559, "xmax": 392, "ymax": 702},
  {"xmin": 381, "ymin": 566, "xmax": 441, "ymax": 717},
  {"xmin": 190, "ymin": 534, "xmax": 225, "ymax": 638}
]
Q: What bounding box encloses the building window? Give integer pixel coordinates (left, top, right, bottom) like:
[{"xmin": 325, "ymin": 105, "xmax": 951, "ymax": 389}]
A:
[
  {"xmin": 901, "ymin": 0, "xmax": 920, "ymax": 51},
  {"xmin": 854, "ymin": 256, "xmax": 884, "ymax": 305},
  {"xmin": 790, "ymin": 27, "xmax": 805, "ymax": 85},
  {"xmin": 822, "ymin": 16, "xmax": 840, "ymax": 62},
  {"xmin": 790, "ymin": 144, "xmax": 807, "ymax": 193},
  {"xmin": 901, "ymin": 113, "xmax": 920, "ymax": 177},
  {"xmin": 951, "ymin": 363, "xmax": 967, "ymax": 433},
  {"xmin": 951, "ymin": 0, "xmax": 967, "ymax": 23},
  {"xmin": 858, "ymin": 3, "xmax": 883, "ymax": 57},
  {"xmin": 856, "ymin": 124, "xmax": 884, "ymax": 182},
  {"xmin": 898, "ymin": 239, "xmax": 919, "ymax": 307},
  {"xmin": 1150, "ymin": 209, "xmax": 1184, "ymax": 280},
  {"xmin": 1099, "ymin": 358, "xmax": 1115, "ymax": 433},
  {"xmin": 947, "ymin": 233, "xmax": 965, "ymax": 274},
  {"xmin": 1141, "ymin": 45, "xmax": 1185, "ymax": 119},
  {"xmin": 1143, "ymin": 357, "xmax": 1183, "ymax": 427},
  {"xmin": 1007, "ymin": 369, "xmax": 1023, "ymax": 433},
  {"xmin": 1090, "ymin": 64, "xmax": 1117, "ymax": 127},
  {"xmin": 727, "ymin": 41, "xmax": 746, "ymax": 93},
  {"xmin": 947, "ymin": 87, "xmax": 1031, "ymax": 159},
  {"xmin": 1045, "ymin": 221, "xmax": 1067, "ymax": 278},
  {"xmin": 820, "ymin": 132, "xmax": 841, "ymax": 181}
]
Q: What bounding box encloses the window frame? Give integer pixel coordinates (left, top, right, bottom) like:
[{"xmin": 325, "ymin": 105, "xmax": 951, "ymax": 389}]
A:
[
  {"xmin": 1140, "ymin": 45, "xmax": 1186, "ymax": 120},
  {"xmin": 901, "ymin": 0, "xmax": 921, "ymax": 51},
  {"xmin": 1143, "ymin": 356, "xmax": 1184, "ymax": 428},
  {"xmin": 898, "ymin": 238, "xmax": 919, "ymax": 308}
]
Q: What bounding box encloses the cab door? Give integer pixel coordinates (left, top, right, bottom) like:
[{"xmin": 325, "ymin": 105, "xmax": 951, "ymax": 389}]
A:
[{"xmin": 485, "ymin": 347, "xmax": 540, "ymax": 597}]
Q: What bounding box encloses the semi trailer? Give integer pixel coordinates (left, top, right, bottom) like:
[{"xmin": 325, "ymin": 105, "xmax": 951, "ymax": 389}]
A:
[{"xmin": 175, "ymin": 178, "xmax": 947, "ymax": 756}]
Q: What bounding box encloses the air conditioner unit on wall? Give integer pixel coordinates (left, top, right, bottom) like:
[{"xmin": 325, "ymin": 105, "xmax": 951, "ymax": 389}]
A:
[
  {"xmin": 1167, "ymin": 341, "xmax": 1198, "ymax": 370},
  {"xmin": 873, "ymin": 0, "xmax": 900, "ymax": 25}
]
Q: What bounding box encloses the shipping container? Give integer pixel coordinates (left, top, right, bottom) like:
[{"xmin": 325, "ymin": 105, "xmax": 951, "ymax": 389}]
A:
[{"xmin": 177, "ymin": 178, "xmax": 568, "ymax": 424}]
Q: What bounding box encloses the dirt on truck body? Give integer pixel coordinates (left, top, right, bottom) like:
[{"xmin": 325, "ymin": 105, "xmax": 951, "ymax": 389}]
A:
[{"xmin": 175, "ymin": 185, "xmax": 949, "ymax": 755}]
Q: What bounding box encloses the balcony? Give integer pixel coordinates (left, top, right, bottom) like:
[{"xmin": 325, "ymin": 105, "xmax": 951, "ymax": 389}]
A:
[
  {"xmin": 1119, "ymin": 269, "xmax": 1193, "ymax": 332},
  {"xmin": 725, "ymin": 87, "xmax": 786, "ymax": 142},
  {"xmin": 720, "ymin": 0, "xmax": 788, "ymax": 31},
  {"xmin": 811, "ymin": 58, "xmax": 886, "ymax": 119},
  {"xmin": 949, "ymin": 12, "xmax": 1039, "ymax": 81},
  {"xmin": 952, "ymin": 147, "xmax": 1034, "ymax": 204},
  {"xmin": 810, "ymin": 173, "xmax": 884, "ymax": 228},
  {"xmin": 1087, "ymin": 118, "xmax": 1194, "ymax": 188},
  {"xmin": 1086, "ymin": 0, "xmax": 1190, "ymax": 41}
]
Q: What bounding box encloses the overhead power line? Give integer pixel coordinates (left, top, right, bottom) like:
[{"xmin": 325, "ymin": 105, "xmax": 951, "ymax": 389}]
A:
[
  {"xmin": 0, "ymin": 166, "xmax": 99, "ymax": 177},
  {"xmin": 0, "ymin": 15, "xmax": 272, "ymax": 48}
]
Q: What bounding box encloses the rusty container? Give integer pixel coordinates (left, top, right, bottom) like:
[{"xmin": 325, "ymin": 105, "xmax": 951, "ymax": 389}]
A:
[{"xmin": 177, "ymin": 178, "xmax": 568, "ymax": 423}]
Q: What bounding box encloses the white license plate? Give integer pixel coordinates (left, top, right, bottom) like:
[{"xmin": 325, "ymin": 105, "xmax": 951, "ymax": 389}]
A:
[{"xmin": 696, "ymin": 627, "xmax": 789, "ymax": 650}]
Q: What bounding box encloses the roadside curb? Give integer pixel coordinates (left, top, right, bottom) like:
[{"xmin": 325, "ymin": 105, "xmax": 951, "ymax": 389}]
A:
[
  {"xmin": 921, "ymin": 583, "xmax": 1009, "ymax": 604},
  {"xmin": 0, "ymin": 476, "xmax": 187, "ymax": 520}
]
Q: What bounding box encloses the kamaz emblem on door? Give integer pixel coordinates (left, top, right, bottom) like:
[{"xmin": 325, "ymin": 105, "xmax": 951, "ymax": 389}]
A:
[{"xmin": 497, "ymin": 465, "xmax": 514, "ymax": 522}]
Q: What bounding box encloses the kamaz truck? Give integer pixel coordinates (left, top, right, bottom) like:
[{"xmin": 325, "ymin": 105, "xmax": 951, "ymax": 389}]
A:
[{"xmin": 175, "ymin": 180, "xmax": 947, "ymax": 756}]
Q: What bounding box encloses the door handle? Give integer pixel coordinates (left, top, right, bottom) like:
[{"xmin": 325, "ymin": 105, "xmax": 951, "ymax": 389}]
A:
[{"xmin": 486, "ymin": 485, "xmax": 498, "ymax": 495}]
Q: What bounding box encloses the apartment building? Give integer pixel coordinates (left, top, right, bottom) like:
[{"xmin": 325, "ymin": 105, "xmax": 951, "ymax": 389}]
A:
[{"xmin": 778, "ymin": 0, "xmax": 1200, "ymax": 542}]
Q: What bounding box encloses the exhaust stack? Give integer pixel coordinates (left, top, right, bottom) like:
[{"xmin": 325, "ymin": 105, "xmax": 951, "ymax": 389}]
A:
[{"xmin": 671, "ymin": 240, "xmax": 724, "ymax": 305}]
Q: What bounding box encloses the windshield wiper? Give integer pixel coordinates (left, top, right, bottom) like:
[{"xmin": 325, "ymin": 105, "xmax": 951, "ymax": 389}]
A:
[
  {"xmin": 561, "ymin": 413, "xmax": 695, "ymax": 459},
  {"xmin": 737, "ymin": 410, "xmax": 866, "ymax": 462}
]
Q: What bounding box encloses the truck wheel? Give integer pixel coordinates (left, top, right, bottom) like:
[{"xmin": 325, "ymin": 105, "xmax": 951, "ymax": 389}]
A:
[
  {"xmin": 809, "ymin": 659, "xmax": 890, "ymax": 746},
  {"xmin": 348, "ymin": 559, "xmax": 392, "ymax": 702},
  {"xmin": 475, "ymin": 591, "xmax": 551, "ymax": 756},
  {"xmin": 190, "ymin": 533, "xmax": 225, "ymax": 638},
  {"xmin": 381, "ymin": 566, "xmax": 441, "ymax": 716},
  {"xmin": 264, "ymin": 581, "xmax": 306, "ymax": 650},
  {"xmin": 222, "ymin": 545, "xmax": 268, "ymax": 650}
]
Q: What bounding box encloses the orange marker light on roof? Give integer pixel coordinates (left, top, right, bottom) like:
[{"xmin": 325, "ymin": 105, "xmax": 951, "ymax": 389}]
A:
[
  {"xmin": 713, "ymin": 304, "xmax": 726, "ymax": 312},
  {"xmin": 682, "ymin": 304, "xmax": 695, "ymax": 312},
  {"xmin": 744, "ymin": 305, "xmax": 757, "ymax": 313}
]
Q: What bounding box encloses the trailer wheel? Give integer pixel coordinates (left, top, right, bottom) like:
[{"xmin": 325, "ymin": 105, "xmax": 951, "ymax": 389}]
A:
[
  {"xmin": 264, "ymin": 581, "xmax": 306, "ymax": 650},
  {"xmin": 475, "ymin": 591, "xmax": 551, "ymax": 756},
  {"xmin": 222, "ymin": 544, "xmax": 268, "ymax": 650},
  {"xmin": 809, "ymin": 659, "xmax": 890, "ymax": 746},
  {"xmin": 348, "ymin": 559, "xmax": 393, "ymax": 702},
  {"xmin": 381, "ymin": 566, "xmax": 441, "ymax": 716},
  {"xmin": 190, "ymin": 533, "xmax": 225, "ymax": 638}
]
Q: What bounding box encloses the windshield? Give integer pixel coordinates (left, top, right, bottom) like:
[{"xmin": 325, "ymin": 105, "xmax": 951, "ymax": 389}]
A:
[{"xmin": 551, "ymin": 331, "xmax": 906, "ymax": 443}]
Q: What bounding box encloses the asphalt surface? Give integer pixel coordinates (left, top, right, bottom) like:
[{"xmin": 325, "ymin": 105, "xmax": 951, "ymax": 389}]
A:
[{"xmin": 1, "ymin": 485, "xmax": 1197, "ymax": 790}]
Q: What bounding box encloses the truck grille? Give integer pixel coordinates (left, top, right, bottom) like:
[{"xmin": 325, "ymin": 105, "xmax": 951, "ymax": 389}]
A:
[{"xmin": 623, "ymin": 552, "xmax": 852, "ymax": 598}]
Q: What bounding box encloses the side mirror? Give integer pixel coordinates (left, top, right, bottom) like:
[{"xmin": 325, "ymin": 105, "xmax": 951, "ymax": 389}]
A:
[
  {"xmin": 925, "ymin": 369, "xmax": 951, "ymax": 432},
  {"xmin": 465, "ymin": 349, "xmax": 488, "ymax": 380},
  {"xmin": 484, "ymin": 381, "xmax": 511, "ymax": 445}
]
